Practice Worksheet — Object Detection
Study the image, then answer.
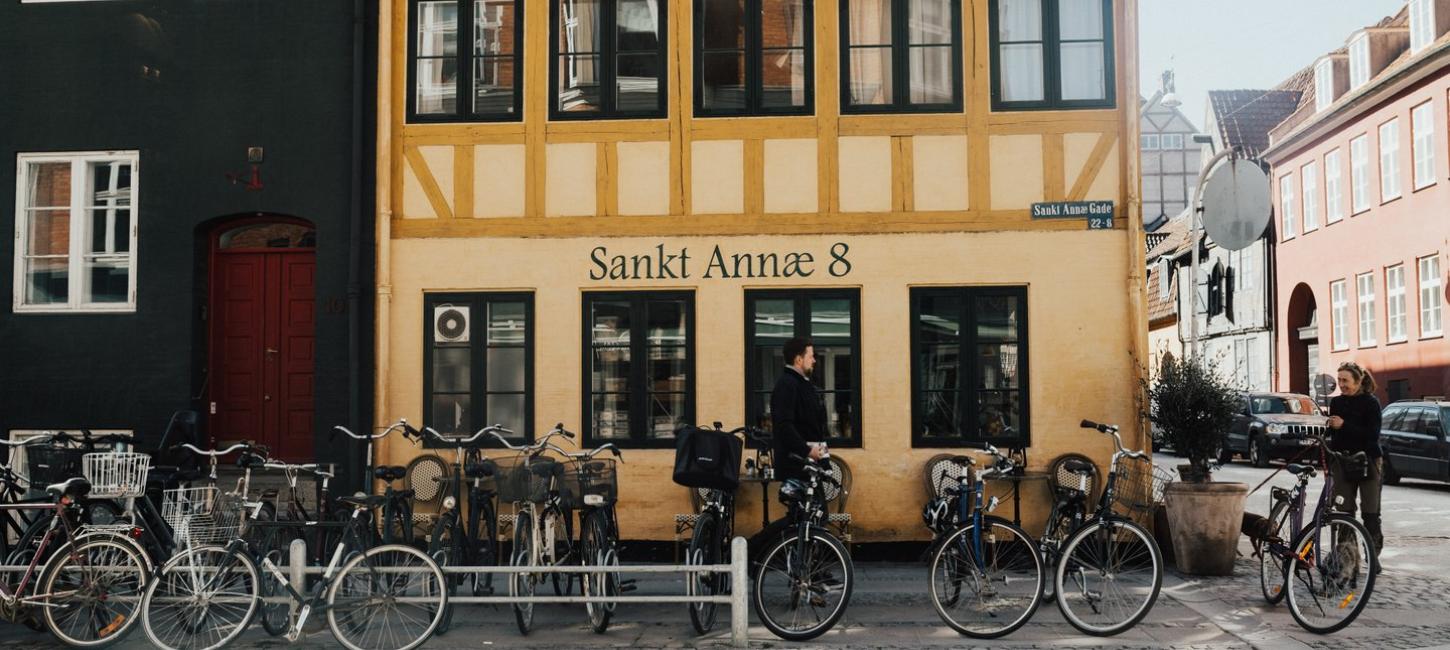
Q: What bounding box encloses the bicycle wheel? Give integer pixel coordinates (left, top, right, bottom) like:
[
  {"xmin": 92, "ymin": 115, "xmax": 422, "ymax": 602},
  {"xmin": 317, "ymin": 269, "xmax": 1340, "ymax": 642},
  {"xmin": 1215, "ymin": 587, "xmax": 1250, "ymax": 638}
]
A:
[
  {"xmin": 1054, "ymin": 517, "xmax": 1162, "ymax": 636},
  {"xmin": 40, "ymin": 535, "xmax": 148, "ymax": 647},
  {"xmin": 1285, "ymin": 514, "xmax": 1375, "ymax": 634},
  {"xmin": 582, "ymin": 510, "xmax": 618, "ymax": 634},
  {"xmin": 9, "ymin": 512, "xmax": 54, "ymax": 568},
  {"xmin": 141, "ymin": 545, "xmax": 260, "ymax": 650},
  {"xmin": 326, "ymin": 544, "xmax": 447, "ymax": 650},
  {"xmin": 550, "ymin": 507, "xmax": 575, "ymax": 597},
  {"xmin": 510, "ymin": 509, "xmax": 535, "ymax": 635},
  {"xmin": 686, "ymin": 511, "xmax": 721, "ymax": 635},
  {"xmin": 255, "ymin": 525, "xmax": 300, "ymax": 637},
  {"xmin": 1259, "ymin": 498, "xmax": 1291, "ymax": 605},
  {"xmin": 466, "ymin": 497, "xmax": 498, "ymax": 596},
  {"xmin": 928, "ymin": 517, "xmax": 1044, "ymax": 639},
  {"xmin": 382, "ymin": 498, "xmax": 413, "ymax": 546},
  {"xmin": 427, "ymin": 511, "xmax": 464, "ymax": 635},
  {"xmin": 752, "ymin": 527, "xmax": 853, "ymax": 641}
]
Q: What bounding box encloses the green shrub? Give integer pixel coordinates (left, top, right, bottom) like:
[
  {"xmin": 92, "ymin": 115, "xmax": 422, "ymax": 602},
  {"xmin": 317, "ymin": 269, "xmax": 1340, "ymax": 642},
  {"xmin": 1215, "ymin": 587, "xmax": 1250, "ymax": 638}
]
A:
[{"xmin": 1145, "ymin": 356, "xmax": 1239, "ymax": 482}]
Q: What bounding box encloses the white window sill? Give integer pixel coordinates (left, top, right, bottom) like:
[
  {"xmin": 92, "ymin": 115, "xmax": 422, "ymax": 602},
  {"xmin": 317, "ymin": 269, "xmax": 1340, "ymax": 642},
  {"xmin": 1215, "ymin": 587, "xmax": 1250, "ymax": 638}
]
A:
[
  {"xmin": 13, "ymin": 304, "xmax": 137, "ymax": 314},
  {"xmin": 1332, "ymin": 345, "xmax": 1350, "ymax": 352},
  {"xmin": 1422, "ymin": 332, "xmax": 1445, "ymax": 340},
  {"xmin": 1358, "ymin": 342, "xmax": 1378, "ymax": 349}
]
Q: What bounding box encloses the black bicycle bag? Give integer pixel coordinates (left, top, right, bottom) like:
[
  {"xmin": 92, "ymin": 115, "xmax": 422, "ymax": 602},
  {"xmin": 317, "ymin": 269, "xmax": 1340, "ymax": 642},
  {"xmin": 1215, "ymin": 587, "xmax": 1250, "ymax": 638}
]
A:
[{"xmin": 672, "ymin": 426, "xmax": 743, "ymax": 491}]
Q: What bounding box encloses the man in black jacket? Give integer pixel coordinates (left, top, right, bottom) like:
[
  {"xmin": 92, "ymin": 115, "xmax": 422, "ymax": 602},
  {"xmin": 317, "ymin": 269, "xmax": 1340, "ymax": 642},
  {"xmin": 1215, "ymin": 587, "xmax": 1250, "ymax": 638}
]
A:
[{"xmin": 771, "ymin": 337, "xmax": 828, "ymax": 480}]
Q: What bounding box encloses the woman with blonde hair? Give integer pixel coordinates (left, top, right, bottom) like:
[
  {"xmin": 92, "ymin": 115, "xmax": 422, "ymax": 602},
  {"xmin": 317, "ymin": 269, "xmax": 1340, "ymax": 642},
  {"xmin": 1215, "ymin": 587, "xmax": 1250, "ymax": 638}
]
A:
[{"xmin": 1326, "ymin": 361, "xmax": 1384, "ymax": 565}]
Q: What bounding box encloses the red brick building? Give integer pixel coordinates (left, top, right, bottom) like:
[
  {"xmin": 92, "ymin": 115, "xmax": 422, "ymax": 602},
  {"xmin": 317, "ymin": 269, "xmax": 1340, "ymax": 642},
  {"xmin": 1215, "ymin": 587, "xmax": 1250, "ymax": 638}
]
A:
[{"xmin": 1265, "ymin": 3, "xmax": 1450, "ymax": 402}]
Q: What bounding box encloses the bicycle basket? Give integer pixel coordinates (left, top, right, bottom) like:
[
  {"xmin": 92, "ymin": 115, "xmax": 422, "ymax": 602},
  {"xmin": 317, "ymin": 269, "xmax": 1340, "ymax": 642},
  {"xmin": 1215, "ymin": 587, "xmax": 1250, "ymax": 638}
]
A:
[
  {"xmin": 568, "ymin": 458, "xmax": 618, "ymax": 507},
  {"xmin": 83, "ymin": 451, "xmax": 152, "ymax": 498},
  {"xmin": 494, "ymin": 454, "xmax": 560, "ymax": 504},
  {"xmin": 161, "ymin": 485, "xmax": 243, "ymax": 546},
  {"xmin": 1112, "ymin": 456, "xmax": 1175, "ymax": 516},
  {"xmin": 27, "ymin": 444, "xmax": 86, "ymax": 487}
]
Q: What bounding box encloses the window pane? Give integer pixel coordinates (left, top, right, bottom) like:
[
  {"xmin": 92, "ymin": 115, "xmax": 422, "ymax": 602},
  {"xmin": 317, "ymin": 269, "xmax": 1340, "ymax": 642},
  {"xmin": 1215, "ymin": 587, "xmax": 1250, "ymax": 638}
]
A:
[
  {"xmin": 616, "ymin": 52, "xmax": 662, "ymax": 111},
  {"xmin": 617, "ymin": 0, "xmax": 662, "ymax": 50},
  {"xmin": 25, "ymin": 257, "xmax": 69, "ymax": 305},
  {"xmin": 558, "ymin": 54, "xmax": 603, "ymax": 112},
  {"xmin": 1058, "ymin": 0, "xmax": 1102, "ymax": 40},
  {"xmin": 809, "ymin": 298, "xmax": 851, "ymax": 340},
  {"xmin": 997, "ymin": 0, "xmax": 1042, "ymax": 41},
  {"xmin": 474, "ymin": 0, "xmax": 515, "ymax": 55},
  {"xmin": 761, "ymin": 0, "xmax": 807, "ymax": 47},
  {"xmin": 649, "ymin": 345, "xmax": 687, "ymax": 393},
  {"xmin": 760, "ymin": 48, "xmax": 807, "ymax": 109},
  {"xmin": 909, "ymin": 45, "xmax": 953, "ymax": 104},
  {"xmin": 849, "ymin": 47, "xmax": 893, "ymax": 105},
  {"xmin": 90, "ymin": 208, "xmax": 108, "ymax": 253},
  {"xmin": 649, "ymin": 393, "xmax": 687, "ymax": 438},
  {"xmin": 431, "ymin": 394, "xmax": 471, "ymax": 434},
  {"xmin": 115, "ymin": 209, "xmax": 131, "ymax": 253},
  {"xmin": 485, "ymin": 393, "xmax": 526, "ymax": 433},
  {"xmin": 978, "ymin": 343, "xmax": 1020, "ymax": 389},
  {"xmin": 647, "ymin": 299, "xmax": 686, "ymax": 345},
  {"xmin": 488, "ymin": 301, "xmax": 527, "ymax": 344},
  {"xmin": 26, "ymin": 162, "xmax": 71, "ymax": 208},
  {"xmin": 700, "ymin": 0, "xmax": 745, "ymax": 49},
  {"xmin": 918, "ymin": 293, "xmax": 961, "ymax": 343},
  {"xmin": 976, "ymin": 294, "xmax": 1020, "ymax": 341},
  {"xmin": 84, "ymin": 257, "xmax": 128, "ymax": 303},
  {"xmin": 592, "ymin": 300, "xmax": 631, "ymax": 342},
  {"xmin": 433, "ymin": 347, "xmax": 471, "ymax": 392},
  {"xmin": 27, "ymin": 209, "xmax": 70, "ymax": 256},
  {"xmin": 416, "ymin": 58, "xmax": 459, "ymax": 114},
  {"xmin": 591, "ymin": 392, "xmax": 630, "ymax": 440},
  {"xmin": 848, "ymin": 0, "xmax": 893, "ymax": 46},
  {"xmin": 560, "ymin": 0, "xmax": 601, "ymax": 53},
  {"xmin": 920, "ymin": 390, "xmax": 959, "ymax": 437},
  {"xmin": 908, "ymin": 0, "xmax": 953, "ymax": 44},
  {"xmin": 591, "ymin": 346, "xmax": 631, "ymax": 393},
  {"xmin": 754, "ymin": 299, "xmax": 795, "ymax": 340},
  {"xmin": 755, "ymin": 346, "xmax": 786, "ymax": 389},
  {"xmin": 977, "ymin": 391, "xmax": 1022, "ymax": 440},
  {"xmin": 823, "ymin": 391, "xmax": 855, "ymax": 439},
  {"xmin": 474, "ymin": 56, "xmax": 517, "ymax": 114},
  {"xmin": 920, "ymin": 344, "xmax": 960, "ymax": 392},
  {"xmin": 418, "ymin": 1, "xmax": 459, "ymax": 56},
  {"xmin": 1059, "ymin": 41, "xmax": 1105, "ymax": 101},
  {"xmin": 999, "ymin": 43, "xmax": 1044, "ymax": 102},
  {"xmin": 487, "ymin": 347, "xmax": 526, "ymax": 392},
  {"xmin": 702, "ymin": 51, "xmax": 748, "ymax": 110}
]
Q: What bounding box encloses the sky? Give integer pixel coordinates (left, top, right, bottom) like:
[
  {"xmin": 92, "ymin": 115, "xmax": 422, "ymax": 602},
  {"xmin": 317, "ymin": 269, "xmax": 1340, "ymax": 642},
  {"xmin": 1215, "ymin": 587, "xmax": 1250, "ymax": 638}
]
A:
[{"xmin": 1139, "ymin": 0, "xmax": 1407, "ymax": 129}]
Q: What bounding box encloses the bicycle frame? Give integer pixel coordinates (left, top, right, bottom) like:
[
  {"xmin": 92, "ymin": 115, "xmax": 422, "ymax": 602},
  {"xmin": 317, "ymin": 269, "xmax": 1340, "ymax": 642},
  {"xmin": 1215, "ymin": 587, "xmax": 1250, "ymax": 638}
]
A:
[{"xmin": 0, "ymin": 500, "xmax": 85, "ymax": 606}]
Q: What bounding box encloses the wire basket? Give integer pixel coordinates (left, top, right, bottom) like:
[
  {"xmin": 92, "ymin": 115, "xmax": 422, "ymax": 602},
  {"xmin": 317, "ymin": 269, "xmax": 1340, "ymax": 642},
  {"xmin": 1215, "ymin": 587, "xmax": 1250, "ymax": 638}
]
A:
[
  {"xmin": 1111, "ymin": 457, "xmax": 1175, "ymax": 516},
  {"xmin": 494, "ymin": 455, "xmax": 562, "ymax": 504},
  {"xmin": 568, "ymin": 458, "xmax": 618, "ymax": 507},
  {"xmin": 83, "ymin": 452, "xmax": 152, "ymax": 498},
  {"xmin": 161, "ymin": 485, "xmax": 243, "ymax": 546},
  {"xmin": 27, "ymin": 444, "xmax": 86, "ymax": 487}
]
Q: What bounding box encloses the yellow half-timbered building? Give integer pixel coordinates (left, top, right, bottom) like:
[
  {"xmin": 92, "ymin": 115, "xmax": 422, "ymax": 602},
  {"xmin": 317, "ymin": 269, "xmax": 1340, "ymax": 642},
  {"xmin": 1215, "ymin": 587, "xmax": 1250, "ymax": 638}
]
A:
[{"xmin": 375, "ymin": 0, "xmax": 1146, "ymax": 543}]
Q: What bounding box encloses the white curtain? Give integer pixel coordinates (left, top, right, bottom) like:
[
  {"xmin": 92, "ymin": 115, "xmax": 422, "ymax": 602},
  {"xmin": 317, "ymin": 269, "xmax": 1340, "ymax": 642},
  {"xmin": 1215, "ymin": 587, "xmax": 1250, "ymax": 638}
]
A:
[
  {"xmin": 1058, "ymin": 0, "xmax": 1105, "ymax": 100},
  {"xmin": 849, "ymin": 0, "xmax": 893, "ymax": 104},
  {"xmin": 997, "ymin": 0, "xmax": 1043, "ymax": 102}
]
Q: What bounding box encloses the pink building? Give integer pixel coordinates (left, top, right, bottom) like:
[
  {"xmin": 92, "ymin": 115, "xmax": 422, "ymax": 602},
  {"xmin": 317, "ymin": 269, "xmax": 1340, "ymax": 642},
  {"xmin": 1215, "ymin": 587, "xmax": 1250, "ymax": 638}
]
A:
[{"xmin": 1265, "ymin": 3, "xmax": 1450, "ymax": 403}]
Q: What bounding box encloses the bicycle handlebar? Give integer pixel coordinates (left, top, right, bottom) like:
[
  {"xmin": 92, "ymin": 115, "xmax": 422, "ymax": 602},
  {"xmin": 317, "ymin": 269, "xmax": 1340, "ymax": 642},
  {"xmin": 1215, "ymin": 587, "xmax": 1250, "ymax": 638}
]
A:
[
  {"xmin": 422, "ymin": 424, "xmax": 511, "ymax": 446},
  {"xmin": 1080, "ymin": 419, "xmax": 1149, "ymax": 460},
  {"xmin": 181, "ymin": 442, "xmax": 253, "ymax": 457},
  {"xmin": 543, "ymin": 442, "xmax": 624, "ymax": 463},
  {"xmin": 262, "ymin": 461, "xmax": 335, "ymax": 478},
  {"xmin": 333, "ymin": 419, "xmax": 414, "ymax": 441},
  {"xmin": 786, "ymin": 454, "xmax": 842, "ymax": 488},
  {"xmin": 0, "ymin": 434, "xmax": 57, "ymax": 448}
]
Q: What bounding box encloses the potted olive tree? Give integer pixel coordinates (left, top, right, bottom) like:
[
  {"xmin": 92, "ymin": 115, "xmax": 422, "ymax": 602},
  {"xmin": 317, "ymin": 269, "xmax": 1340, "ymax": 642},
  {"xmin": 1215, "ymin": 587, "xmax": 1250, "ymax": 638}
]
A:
[{"xmin": 1146, "ymin": 356, "xmax": 1248, "ymax": 575}]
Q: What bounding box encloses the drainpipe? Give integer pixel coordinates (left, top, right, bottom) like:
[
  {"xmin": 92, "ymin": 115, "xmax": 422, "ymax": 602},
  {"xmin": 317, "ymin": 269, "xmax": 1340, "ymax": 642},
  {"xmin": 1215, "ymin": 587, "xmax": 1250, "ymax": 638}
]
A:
[
  {"xmin": 375, "ymin": 0, "xmax": 394, "ymax": 475},
  {"xmin": 346, "ymin": 0, "xmax": 367, "ymax": 492},
  {"xmin": 1122, "ymin": 0, "xmax": 1150, "ymax": 452}
]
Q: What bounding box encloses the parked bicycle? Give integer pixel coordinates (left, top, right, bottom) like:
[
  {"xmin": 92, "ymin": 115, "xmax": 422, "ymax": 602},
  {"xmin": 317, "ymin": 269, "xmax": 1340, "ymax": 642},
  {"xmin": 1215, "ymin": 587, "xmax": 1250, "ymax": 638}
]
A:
[
  {"xmin": 487, "ymin": 424, "xmax": 577, "ymax": 635},
  {"xmin": 751, "ymin": 452, "xmax": 853, "ymax": 641},
  {"xmin": 248, "ymin": 457, "xmax": 347, "ymax": 637},
  {"xmin": 543, "ymin": 437, "xmax": 626, "ymax": 633},
  {"xmin": 420, "ymin": 424, "xmax": 507, "ymax": 634},
  {"xmin": 1254, "ymin": 432, "xmax": 1375, "ymax": 633},
  {"xmin": 683, "ymin": 424, "xmax": 763, "ymax": 635}
]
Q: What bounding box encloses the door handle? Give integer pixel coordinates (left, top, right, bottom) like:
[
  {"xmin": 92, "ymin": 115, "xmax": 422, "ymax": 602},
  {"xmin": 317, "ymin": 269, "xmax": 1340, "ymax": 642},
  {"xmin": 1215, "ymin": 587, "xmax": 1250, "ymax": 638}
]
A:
[{"xmin": 265, "ymin": 348, "xmax": 279, "ymax": 355}]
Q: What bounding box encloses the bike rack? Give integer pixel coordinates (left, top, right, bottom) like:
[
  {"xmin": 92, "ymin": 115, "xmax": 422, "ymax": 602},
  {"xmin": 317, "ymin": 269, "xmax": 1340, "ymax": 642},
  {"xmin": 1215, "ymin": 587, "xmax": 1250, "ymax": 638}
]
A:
[{"xmin": 280, "ymin": 535, "xmax": 751, "ymax": 647}]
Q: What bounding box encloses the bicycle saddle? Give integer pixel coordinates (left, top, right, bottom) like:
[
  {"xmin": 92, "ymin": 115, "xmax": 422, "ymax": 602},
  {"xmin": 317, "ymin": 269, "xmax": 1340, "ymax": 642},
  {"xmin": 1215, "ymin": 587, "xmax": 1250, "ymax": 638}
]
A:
[
  {"xmin": 1286, "ymin": 463, "xmax": 1317, "ymax": 478},
  {"xmin": 48, "ymin": 477, "xmax": 92, "ymax": 499},
  {"xmin": 465, "ymin": 460, "xmax": 496, "ymax": 479},
  {"xmin": 337, "ymin": 494, "xmax": 388, "ymax": 508},
  {"xmin": 777, "ymin": 478, "xmax": 807, "ymax": 505},
  {"xmin": 373, "ymin": 465, "xmax": 407, "ymax": 482},
  {"xmin": 1063, "ymin": 458, "xmax": 1095, "ymax": 475}
]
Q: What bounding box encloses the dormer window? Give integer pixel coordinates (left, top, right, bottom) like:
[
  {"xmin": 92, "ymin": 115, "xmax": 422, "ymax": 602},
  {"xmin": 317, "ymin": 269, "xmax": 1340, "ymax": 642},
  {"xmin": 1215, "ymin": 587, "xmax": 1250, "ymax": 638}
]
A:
[
  {"xmin": 1349, "ymin": 32, "xmax": 1370, "ymax": 88},
  {"xmin": 1410, "ymin": 0, "xmax": 1436, "ymax": 54},
  {"xmin": 1314, "ymin": 57, "xmax": 1333, "ymax": 112}
]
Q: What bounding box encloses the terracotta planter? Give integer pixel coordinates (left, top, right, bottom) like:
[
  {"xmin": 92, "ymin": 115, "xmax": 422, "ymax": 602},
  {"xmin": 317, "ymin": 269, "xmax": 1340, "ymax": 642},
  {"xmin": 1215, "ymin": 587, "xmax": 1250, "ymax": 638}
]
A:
[{"xmin": 1163, "ymin": 481, "xmax": 1248, "ymax": 576}]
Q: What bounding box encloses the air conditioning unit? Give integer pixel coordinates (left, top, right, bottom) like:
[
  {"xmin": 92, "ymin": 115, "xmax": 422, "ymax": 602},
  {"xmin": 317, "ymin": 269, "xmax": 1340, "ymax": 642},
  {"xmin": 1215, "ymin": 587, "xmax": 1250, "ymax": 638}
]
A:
[{"xmin": 434, "ymin": 304, "xmax": 470, "ymax": 343}]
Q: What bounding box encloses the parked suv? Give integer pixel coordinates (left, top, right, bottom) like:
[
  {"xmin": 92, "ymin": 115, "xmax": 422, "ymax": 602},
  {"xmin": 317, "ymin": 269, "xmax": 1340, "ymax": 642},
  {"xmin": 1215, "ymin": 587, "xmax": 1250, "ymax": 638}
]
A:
[
  {"xmin": 1380, "ymin": 401, "xmax": 1450, "ymax": 485},
  {"xmin": 1223, "ymin": 392, "xmax": 1325, "ymax": 467}
]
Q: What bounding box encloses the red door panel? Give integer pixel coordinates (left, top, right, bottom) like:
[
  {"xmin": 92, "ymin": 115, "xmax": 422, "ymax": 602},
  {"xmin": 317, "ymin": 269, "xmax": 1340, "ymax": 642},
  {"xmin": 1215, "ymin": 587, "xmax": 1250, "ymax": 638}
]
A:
[
  {"xmin": 212, "ymin": 254, "xmax": 265, "ymax": 447},
  {"xmin": 278, "ymin": 255, "xmax": 316, "ymax": 461}
]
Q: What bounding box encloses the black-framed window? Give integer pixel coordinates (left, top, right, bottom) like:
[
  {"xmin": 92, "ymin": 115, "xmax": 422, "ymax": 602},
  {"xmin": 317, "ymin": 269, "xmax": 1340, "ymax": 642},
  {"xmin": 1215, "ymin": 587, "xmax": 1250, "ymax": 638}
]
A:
[
  {"xmin": 989, "ymin": 0, "xmax": 1115, "ymax": 111},
  {"xmin": 408, "ymin": 0, "xmax": 524, "ymax": 122},
  {"xmin": 551, "ymin": 0, "xmax": 669, "ymax": 119},
  {"xmin": 745, "ymin": 290, "xmax": 862, "ymax": 447},
  {"xmin": 583, "ymin": 292, "xmax": 694, "ymax": 447},
  {"xmin": 911, "ymin": 287, "xmax": 1029, "ymax": 447},
  {"xmin": 695, "ymin": 0, "xmax": 815, "ymax": 116},
  {"xmin": 424, "ymin": 293, "xmax": 534, "ymax": 445},
  {"xmin": 839, "ymin": 0, "xmax": 963, "ymax": 113}
]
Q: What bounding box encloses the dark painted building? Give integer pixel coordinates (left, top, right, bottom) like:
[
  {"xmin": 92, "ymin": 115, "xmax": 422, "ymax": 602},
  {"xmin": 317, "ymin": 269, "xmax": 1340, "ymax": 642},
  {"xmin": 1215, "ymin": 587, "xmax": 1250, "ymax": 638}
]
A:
[{"xmin": 0, "ymin": 0, "xmax": 376, "ymax": 487}]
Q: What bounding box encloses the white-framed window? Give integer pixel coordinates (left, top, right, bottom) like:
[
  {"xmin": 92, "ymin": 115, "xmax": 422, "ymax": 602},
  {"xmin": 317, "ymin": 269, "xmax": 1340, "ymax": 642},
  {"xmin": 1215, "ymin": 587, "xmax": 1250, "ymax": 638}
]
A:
[
  {"xmin": 1161, "ymin": 133, "xmax": 1184, "ymax": 150},
  {"xmin": 1140, "ymin": 134, "xmax": 1159, "ymax": 150},
  {"xmin": 1380, "ymin": 118, "xmax": 1402, "ymax": 201},
  {"xmin": 1412, "ymin": 101, "xmax": 1437, "ymax": 190},
  {"xmin": 1349, "ymin": 32, "xmax": 1370, "ymax": 89},
  {"xmin": 1325, "ymin": 149, "xmax": 1344, "ymax": 223},
  {"xmin": 1302, "ymin": 161, "xmax": 1319, "ymax": 231},
  {"xmin": 1357, "ymin": 271, "xmax": 1377, "ymax": 347},
  {"xmin": 1421, "ymin": 254, "xmax": 1444, "ymax": 337},
  {"xmin": 1411, "ymin": 0, "xmax": 1436, "ymax": 54},
  {"xmin": 1331, "ymin": 279, "xmax": 1349, "ymax": 351},
  {"xmin": 14, "ymin": 152, "xmax": 138, "ymax": 313},
  {"xmin": 1350, "ymin": 134, "xmax": 1370, "ymax": 213},
  {"xmin": 1279, "ymin": 172, "xmax": 1296, "ymax": 239},
  {"xmin": 1314, "ymin": 57, "xmax": 1334, "ymax": 112},
  {"xmin": 1387, "ymin": 264, "xmax": 1407, "ymax": 343}
]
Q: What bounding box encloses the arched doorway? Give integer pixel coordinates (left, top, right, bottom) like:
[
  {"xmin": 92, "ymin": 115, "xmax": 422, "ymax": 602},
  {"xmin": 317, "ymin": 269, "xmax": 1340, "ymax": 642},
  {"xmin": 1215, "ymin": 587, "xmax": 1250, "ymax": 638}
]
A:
[
  {"xmin": 1285, "ymin": 283, "xmax": 1317, "ymax": 398},
  {"xmin": 207, "ymin": 216, "xmax": 317, "ymax": 461}
]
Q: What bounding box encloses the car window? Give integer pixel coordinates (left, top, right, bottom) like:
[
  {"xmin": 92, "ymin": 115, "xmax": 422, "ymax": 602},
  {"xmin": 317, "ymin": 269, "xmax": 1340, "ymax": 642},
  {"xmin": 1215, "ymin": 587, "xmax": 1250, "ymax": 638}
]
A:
[
  {"xmin": 1251, "ymin": 396, "xmax": 1317, "ymax": 415},
  {"xmin": 1403, "ymin": 408, "xmax": 1424, "ymax": 434},
  {"xmin": 1425, "ymin": 408, "xmax": 1444, "ymax": 437},
  {"xmin": 1382, "ymin": 407, "xmax": 1403, "ymax": 430}
]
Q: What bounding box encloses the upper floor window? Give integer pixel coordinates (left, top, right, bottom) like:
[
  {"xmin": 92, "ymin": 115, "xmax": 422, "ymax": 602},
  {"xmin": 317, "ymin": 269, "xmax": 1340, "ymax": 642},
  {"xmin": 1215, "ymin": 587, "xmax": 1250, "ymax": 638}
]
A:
[
  {"xmin": 1412, "ymin": 101, "xmax": 1437, "ymax": 190},
  {"xmin": 1330, "ymin": 279, "xmax": 1349, "ymax": 351},
  {"xmin": 409, "ymin": 0, "xmax": 523, "ymax": 122},
  {"xmin": 1301, "ymin": 161, "xmax": 1319, "ymax": 232},
  {"xmin": 1324, "ymin": 149, "xmax": 1344, "ymax": 223},
  {"xmin": 1314, "ymin": 58, "xmax": 1333, "ymax": 112},
  {"xmin": 1279, "ymin": 171, "xmax": 1296, "ymax": 239},
  {"xmin": 990, "ymin": 0, "xmax": 1115, "ymax": 111},
  {"xmin": 1421, "ymin": 255, "xmax": 1444, "ymax": 338},
  {"xmin": 1161, "ymin": 133, "xmax": 1184, "ymax": 150},
  {"xmin": 552, "ymin": 0, "xmax": 669, "ymax": 119},
  {"xmin": 840, "ymin": 0, "xmax": 963, "ymax": 113},
  {"xmin": 1411, "ymin": 0, "xmax": 1436, "ymax": 54},
  {"xmin": 1348, "ymin": 32, "xmax": 1370, "ymax": 89},
  {"xmin": 1140, "ymin": 133, "xmax": 1159, "ymax": 150},
  {"xmin": 696, "ymin": 0, "xmax": 814, "ymax": 116},
  {"xmin": 1350, "ymin": 134, "xmax": 1370, "ymax": 214},
  {"xmin": 1379, "ymin": 118, "xmax": 1402, "ymax": 202},
  {"xmin": 1357, "ymin": 271, "xmax": 1377, "ymax": 347},
  {"xmin": 14, "ymin": 152, "xmax": 138, "ymax": 313},
  {"xmin": 1387, "ymin": 264, "xmax": 1408, "ymax": 343}
]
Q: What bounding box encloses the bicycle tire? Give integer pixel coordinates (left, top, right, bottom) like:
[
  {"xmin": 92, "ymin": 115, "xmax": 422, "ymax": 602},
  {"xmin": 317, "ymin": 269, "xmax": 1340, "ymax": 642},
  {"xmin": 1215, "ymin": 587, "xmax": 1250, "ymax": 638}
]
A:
[
  {"xmin": 1284, "ymin": 514, "xmax": 1375, "ymax": 634},
  {"xmin": 427, "ymin": 511, "xmax": 464, "ymax": 635},
  {"xmin": 1054, "ymin": 516, "xmax": 1162, "ymax": 636},
  {"xmin": 511, "ymin": 509, "xmax": 535, "ymax": 635},
  {"xmin": 1260, "ymin": 498, "xmax": 1291, "ymax": 605},
  {"xmin": 550, "ymin": 506, "xmax": 575, "ymax": 597},
  {"xmin": 928, "ymin": 516, "xmax": 1044, "ymax": 639},
  {"xmin": 141, "ymin": 545, "xmax": 260, "ymax": 650},
  {"xmin": 326, "ymin": 543, "xmax": 447, "ymax": 650},
  {"xmin": 466, "ymin": 495, "xmax": 498, "ymax": 596},
  {"xmin": 686, "ymin": 510, "xmax": 721, "ymax": 635},
  {"xmin": 8, "ymin": 512, "xmax": 54, "ymax": 568},
  {"xmin": 39, "ymin": 535, "xmax": 148, "ymax": 647},
  {"xmin": 582, "ymin": 510, "xmax": 617, "ymax": 634},
  {"xmin": 752, "ymin": 527, "xmax": 853, "ymax": 641}
]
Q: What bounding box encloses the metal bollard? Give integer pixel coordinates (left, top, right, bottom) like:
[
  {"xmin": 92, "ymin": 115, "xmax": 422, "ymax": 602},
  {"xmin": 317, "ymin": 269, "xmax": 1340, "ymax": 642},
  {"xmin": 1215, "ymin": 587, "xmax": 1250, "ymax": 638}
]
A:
[{"xmin": 730, "ymin": 536, "xmax": 748, "ymax": 648}]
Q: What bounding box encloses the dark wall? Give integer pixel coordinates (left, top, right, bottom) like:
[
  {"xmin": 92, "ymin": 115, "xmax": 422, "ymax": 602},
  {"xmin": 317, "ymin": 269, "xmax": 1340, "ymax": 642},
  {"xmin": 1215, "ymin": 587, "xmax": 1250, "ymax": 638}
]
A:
[{"xmin": 0, "ymin": 0, "xmax": 375, "ymax": 486}]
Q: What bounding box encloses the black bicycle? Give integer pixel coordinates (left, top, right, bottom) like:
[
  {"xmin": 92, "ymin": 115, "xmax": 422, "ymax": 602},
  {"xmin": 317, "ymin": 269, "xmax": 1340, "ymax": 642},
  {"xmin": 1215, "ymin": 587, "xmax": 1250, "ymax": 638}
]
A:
[
  {"xmin": 683, "ymin": 424, "xmax": 761, "ymax": 635},
  {"xmin": 751, "ymin": 453, "xmax": 853, "ymax": 641},
  {"xmin": 543, "ymin": 438, "xmax": 626, "ymax": 633},
  {"xmin": 421, "ymin": 424, "xmax": 506, "ymax": 634}
]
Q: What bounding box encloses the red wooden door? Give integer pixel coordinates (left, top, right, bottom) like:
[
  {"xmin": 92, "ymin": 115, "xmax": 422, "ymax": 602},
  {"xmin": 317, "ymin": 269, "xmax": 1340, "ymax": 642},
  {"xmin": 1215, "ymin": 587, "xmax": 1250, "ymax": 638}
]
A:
[{"xmin": 211, "ymin": 241, "xmax": 316, "ymax": 461}]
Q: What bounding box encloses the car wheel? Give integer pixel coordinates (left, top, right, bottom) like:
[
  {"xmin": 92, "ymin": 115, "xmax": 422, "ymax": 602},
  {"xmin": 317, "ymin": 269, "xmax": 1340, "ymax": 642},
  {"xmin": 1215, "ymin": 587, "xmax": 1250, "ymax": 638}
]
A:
[
  {"xmin": 1217, "ymin": 444, "xmax": 1235, "ymax": 464},
  {"xmin": 1382, "ymin": 458, "xmax": 1401, "ymax": 486},
  {"xmin": 1250, "ymin": 435, "xmax": 1269, "ymax": 468}
]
